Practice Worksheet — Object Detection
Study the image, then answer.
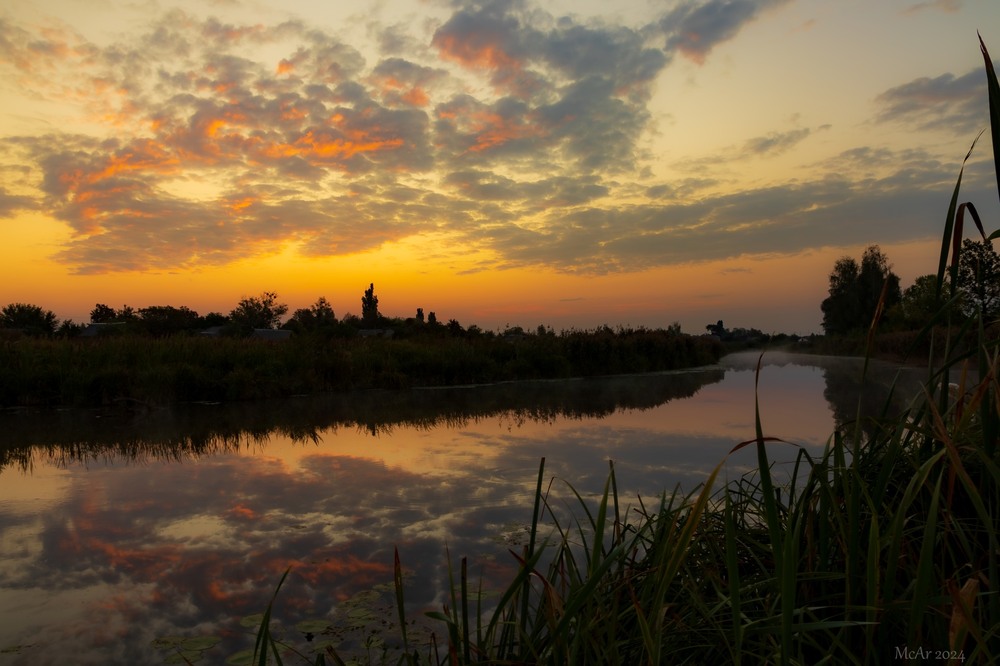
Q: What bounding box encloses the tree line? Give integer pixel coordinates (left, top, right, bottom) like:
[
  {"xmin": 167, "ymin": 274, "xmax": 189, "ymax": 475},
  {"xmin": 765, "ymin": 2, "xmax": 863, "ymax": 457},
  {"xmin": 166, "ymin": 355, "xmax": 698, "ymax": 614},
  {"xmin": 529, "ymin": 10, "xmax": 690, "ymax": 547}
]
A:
[
  {"xmin": 0, "ymin": 284, "xmax": 439, "ymax": 338},
  {"xmin": 0, "ymin": 283, "xmax": 623, "ymax": 341},
  {"xmin": 820, "ymin": 240, "xmax": 1000, "ymax": 336}
]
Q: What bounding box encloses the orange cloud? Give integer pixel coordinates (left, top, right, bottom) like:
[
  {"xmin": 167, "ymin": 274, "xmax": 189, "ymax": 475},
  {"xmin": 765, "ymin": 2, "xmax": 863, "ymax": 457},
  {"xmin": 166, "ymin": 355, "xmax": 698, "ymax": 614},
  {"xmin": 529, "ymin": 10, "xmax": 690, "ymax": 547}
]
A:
[
  {"xmin": 226, "ymin": 502, "xmax": 258, "ymax": 520},
  {"xmin": 434, "ymin": 33, "xmax": 521, "ymax": 71},
  {"xmin": 279, "ymin": 101, "xmax": 308, "ymax": 123},
  {"xmin": 402, "ymin": 87, "xmax": 429, "ymax": 107},
  {"xmin": 290, "ymin": 555, "xmax": 392, "ymax": 586},
  {"xmin": 258, "ymin": 129, "xmax": 404, "ymax": 163}
]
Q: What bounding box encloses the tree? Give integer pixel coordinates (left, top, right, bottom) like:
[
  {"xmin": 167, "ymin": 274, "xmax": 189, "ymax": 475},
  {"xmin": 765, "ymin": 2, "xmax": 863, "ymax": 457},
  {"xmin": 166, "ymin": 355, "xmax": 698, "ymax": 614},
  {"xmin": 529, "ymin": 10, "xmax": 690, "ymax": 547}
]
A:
[
  {"xmin": 859, "ymin": 245, "xmax": 902, "ymax": 312},
  {"xmin": 821, "ymin": 245, "xmax": 901, "ymax": 335},
  {"xmin": 117, "ymin": 305, "xmax": 137, "ymax": 321},
  {"xmin": 138, "ymin": 305, "xmax": 201, "ymax": 336},
  {"xmin": 361, "ymin": 283, "xmax": 380, "ymax": 327},
  {"xmin": 287, "ymin": 297, "xmax": 337, "ymax": 333},
  {"xmin": 0, "ymin": 302, "xmax": 58, "ymax": 335},
  {"xmin": 229, "ymin": 292, "xmax": 288, "ymax": 331},
  {"xmin": 90, "ymin": 303, "xmax": 117, "ymax": 323},
  {"xmin": 956, "ymin": 239, "xmax": 1000, "ymax": 320},
  {"xmin": 201, "ymin": 312, "xmax": 229, "ymax": 327},
  {"xmin": 896, "ymin": 273, "xmax": 956, "ymax": 328}
]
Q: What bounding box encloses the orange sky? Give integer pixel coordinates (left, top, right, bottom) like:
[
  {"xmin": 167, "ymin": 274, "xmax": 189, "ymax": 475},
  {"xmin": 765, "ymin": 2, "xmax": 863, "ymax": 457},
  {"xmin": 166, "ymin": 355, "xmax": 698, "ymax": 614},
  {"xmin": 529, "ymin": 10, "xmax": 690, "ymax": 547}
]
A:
[{"xmin": 1, "ymin": 0, "xmax": 999, "ymax": 333}]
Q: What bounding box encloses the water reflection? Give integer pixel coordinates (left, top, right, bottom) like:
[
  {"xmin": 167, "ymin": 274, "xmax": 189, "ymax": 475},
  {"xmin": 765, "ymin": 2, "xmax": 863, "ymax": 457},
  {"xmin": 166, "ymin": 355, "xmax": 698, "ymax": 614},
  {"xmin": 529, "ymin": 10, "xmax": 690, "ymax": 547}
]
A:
[
  {"xmin": 0, "ymin": 353, "xmax": 928, "ymax": 664},
  {"xmin": 0, "ymin": 367, "xmax": 724, "ymax": 472}
]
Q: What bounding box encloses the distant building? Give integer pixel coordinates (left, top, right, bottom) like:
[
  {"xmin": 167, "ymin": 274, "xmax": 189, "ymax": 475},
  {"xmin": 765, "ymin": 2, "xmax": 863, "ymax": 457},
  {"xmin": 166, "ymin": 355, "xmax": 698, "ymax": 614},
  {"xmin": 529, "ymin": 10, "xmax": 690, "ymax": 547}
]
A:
[
  {"xmin": 251, "ymin": 329, "xmax": 292, "ymax": 341},
  {"xmin": 200, "ymin": 326, "xmax": 292, "ymax": 341},
  {"xmin": 358, "ymin": 329, "xmax": 394, "ymax": 338},
  {"xmin": 80, "ymin": 322, "xmax": 127, "ymax": 337}
]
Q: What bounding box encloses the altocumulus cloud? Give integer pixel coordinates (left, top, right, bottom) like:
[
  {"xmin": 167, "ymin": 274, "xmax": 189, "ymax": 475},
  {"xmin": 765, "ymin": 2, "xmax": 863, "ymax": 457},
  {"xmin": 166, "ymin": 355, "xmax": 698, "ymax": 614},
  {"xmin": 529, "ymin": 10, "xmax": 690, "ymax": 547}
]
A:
[{"xmin": 0, "ymin": 1, "xmax": 990, "ymax": 275}]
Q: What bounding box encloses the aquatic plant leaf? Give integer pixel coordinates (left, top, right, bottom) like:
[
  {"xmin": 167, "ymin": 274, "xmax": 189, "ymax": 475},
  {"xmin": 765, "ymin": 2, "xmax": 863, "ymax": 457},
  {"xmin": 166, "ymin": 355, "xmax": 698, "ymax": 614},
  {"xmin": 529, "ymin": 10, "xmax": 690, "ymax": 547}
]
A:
[
  {"xmin": 240, "ymin": 614, "xmax": 266, "ymax": 628},
  {"xmin": 180, "ymin": 636, "xmax": 221, "ymax": 651},
  {"xmin": 151, "ymin": 637, "xmax": 187, "ymax": 649},
  {"xmin": 344, "ymin": 589, "xmax": 380, "ymax": 606},
  {"xmin": 346, "ymin": 607, "xmax": 377, "ymax": 622},
  {"xmin": 225, "ymin": 648, "xmax": 255, "ymax": 665},
  {"xmin": 296, "ymin": 619, "xmax": 331, "ymax": 633}
]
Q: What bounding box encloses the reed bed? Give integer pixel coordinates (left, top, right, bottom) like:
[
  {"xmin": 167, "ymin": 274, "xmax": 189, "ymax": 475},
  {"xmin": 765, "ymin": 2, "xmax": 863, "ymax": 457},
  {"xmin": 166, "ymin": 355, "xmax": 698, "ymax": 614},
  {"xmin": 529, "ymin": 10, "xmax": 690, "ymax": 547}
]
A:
[
  {"xmin": 228, "ymin": 36, "xmax": 1000, "ymax": 666},
  {"xmin": 0, "ymin": 327, "xmax": 721, "ymax": 408}
]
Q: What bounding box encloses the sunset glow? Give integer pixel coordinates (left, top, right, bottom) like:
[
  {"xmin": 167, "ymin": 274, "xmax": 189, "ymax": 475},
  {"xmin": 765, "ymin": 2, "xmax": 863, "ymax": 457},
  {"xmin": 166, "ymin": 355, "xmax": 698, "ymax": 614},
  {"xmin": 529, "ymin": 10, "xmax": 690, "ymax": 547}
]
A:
[{"xmin": 2, "ymin": 0, "xmax": 999, "ymax": 333}]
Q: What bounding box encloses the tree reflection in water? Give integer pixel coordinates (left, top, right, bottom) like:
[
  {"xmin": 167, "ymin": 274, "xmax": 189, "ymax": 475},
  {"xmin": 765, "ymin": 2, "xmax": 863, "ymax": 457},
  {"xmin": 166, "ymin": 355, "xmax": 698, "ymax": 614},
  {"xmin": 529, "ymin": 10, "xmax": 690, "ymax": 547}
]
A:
[{"xmin": 0, "ymin": 368, "xmax": 724, "ymax": 471}]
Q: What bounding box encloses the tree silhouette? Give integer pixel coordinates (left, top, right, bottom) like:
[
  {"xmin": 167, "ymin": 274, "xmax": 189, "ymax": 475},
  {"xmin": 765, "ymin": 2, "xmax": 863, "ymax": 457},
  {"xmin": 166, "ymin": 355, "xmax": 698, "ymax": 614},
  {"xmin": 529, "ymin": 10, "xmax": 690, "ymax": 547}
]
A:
[
  {"xmin": 361, "ymin": 283, "xmax": 380, "ymax": 327},
  {"xmin": 821, "ymin": 245, "xmax": 901, "ymax": 335},
  {"xmin": 138, "ymin": 305, "xmax": 201, "ymax": 336},
  {"xmin": 90, "ymin": 303, "xmax": 117, "ymax": 323},
  {"xmin": 288, "ymin": 297, "xmax": 337, "ymax": 333},
  {"xmin": 957, "ymin": 239, "xmax": 1000, "ymax": 319},
  {"xmin": 229, "ymin": 292, "xmax": 288, "ymax": 331},
  {"xmin": 0, "ymin": 303, "xmax": 58, "ymax": 335}
]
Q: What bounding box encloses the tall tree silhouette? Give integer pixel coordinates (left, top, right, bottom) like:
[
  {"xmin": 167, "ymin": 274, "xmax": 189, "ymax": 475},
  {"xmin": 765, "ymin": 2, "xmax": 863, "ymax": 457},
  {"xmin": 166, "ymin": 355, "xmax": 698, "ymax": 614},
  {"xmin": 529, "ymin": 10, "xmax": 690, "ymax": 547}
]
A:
[
  {"xmin": 957, "ymin": 239, "xmax": 1000, "ymax": 319},
  {"xmin": 361, "ymin": 283, "xmax": 380, "ymax": 327},
  {"xmin": 821, "ymin": 245, "xmax": 900, "ymax": 335}
]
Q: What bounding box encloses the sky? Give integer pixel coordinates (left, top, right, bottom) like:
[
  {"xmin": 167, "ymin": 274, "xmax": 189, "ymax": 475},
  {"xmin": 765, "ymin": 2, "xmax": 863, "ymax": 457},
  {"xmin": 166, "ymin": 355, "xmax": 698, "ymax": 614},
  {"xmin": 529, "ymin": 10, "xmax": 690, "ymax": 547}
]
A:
[{"xmin": 1, "ymin": 0, "xmax": 999, "ymax": 335}]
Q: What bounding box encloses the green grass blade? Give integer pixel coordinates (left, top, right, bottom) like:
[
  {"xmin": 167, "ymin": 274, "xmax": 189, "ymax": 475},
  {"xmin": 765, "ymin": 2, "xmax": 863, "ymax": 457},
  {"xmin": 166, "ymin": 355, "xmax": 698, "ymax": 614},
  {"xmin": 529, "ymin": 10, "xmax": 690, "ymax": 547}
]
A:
[
  {"xmin": 393, "ymin": 547, "xmax": 410, "ymax": 659},
  {"xmin": 254, "ymin": 567, "xmax": 291, "ymax": 666},
  {"xmin": 980, "ymin": 34, "xmax": 1000, "ymax": 206},
  {"xmin": 936, "ymin": 132, "xmax": 984, "ymax": 298},
  {"xmin": 907, "ymin": 470, "xmax": 944, "ymax": 645}
]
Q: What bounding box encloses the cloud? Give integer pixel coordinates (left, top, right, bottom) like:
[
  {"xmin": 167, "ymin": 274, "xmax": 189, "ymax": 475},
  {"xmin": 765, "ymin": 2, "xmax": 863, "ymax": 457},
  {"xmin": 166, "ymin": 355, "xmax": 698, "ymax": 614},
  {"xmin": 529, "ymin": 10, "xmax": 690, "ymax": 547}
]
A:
[
  {"xmin": 901, "ymin": 0, "xmax": 963, "ymax": 16},
  {"xmin": 0, "ymin": 1, "xmax": 987, "ymax": 277},
  {"xmin": 453, "ymin": 146, "xmax": 996, "ymax": 275},
  {"xmin": 659, "ymin": 0, "xmax": 791, "ymax": 64},
  {"xmin": 875, "ymin": 67, "xmax": 987, "ymax": 133},
  {"xmin": 742, "ymin": 127, "xmax": 819, "ymax": 157},
  {"xmin": 0, "ymin": 186, "xmax": 34, "ymax": 218}
]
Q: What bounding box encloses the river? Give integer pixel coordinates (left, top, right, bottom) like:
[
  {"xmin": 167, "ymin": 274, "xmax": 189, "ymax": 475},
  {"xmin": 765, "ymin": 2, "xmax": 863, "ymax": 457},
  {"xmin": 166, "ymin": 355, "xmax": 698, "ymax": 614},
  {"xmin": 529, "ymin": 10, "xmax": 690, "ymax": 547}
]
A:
[{"xmin": 0, "ymin": 351, "xmax": 931, "ymax": 664}]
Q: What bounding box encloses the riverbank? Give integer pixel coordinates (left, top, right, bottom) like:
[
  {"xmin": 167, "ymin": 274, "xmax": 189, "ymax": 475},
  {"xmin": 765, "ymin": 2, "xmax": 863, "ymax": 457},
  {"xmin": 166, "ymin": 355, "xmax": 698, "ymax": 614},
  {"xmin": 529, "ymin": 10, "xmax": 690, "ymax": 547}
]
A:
[{"xmin": 0, "ymin": 327, "xmax": 722, "ymax": 407}]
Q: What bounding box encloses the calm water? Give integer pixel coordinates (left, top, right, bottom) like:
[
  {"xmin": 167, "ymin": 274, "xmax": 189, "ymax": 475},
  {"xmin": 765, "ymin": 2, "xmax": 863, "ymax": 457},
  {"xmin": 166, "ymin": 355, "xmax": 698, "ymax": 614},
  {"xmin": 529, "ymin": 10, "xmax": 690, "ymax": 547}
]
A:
[{"xmin": 0, "ymin": 351, "xmax": 927, "ymax": 664}]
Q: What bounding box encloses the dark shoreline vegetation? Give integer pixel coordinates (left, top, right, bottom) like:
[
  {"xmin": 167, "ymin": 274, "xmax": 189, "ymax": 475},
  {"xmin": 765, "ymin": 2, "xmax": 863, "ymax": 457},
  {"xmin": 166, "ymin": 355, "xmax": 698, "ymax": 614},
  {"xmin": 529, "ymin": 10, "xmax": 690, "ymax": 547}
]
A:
[
  {"xmin": 207, "ymin": 36, "xmax": 1000, "ymax": 665},
  {"xmin": 0, "ymin": 326, "xmax": 723, "ymax": 408}
]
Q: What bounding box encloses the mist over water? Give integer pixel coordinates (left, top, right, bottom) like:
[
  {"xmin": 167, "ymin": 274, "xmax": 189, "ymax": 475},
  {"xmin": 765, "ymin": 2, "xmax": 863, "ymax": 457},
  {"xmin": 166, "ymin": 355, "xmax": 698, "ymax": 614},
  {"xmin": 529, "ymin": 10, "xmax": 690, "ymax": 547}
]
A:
[{"xmin": 0, "ymin": 352, "xmax": 929, "ymax": 664}]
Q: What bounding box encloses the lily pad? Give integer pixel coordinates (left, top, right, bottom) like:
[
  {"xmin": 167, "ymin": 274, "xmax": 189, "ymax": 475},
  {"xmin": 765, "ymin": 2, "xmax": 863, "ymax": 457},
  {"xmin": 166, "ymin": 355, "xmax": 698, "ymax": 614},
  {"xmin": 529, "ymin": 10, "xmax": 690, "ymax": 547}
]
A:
[
  {"xmin": 225, "ymin": 648, "xmax": 255, "ymax": 665},
  {"xmin": 344, "ymin": 589, "xmax": 380, "ymax": 606},
  {"xmin": 239, "ymin": 613, "xmax": 266, "ymax": 628},
  {"xmin": 151, "ymin": 637, "xmax": 187, "ymax": 650},
  {"xmin": 346, "ymin": 607, "xmax": 377, "ymax": 622},
  {"xmin": 153, "ymin": 635, "xmax": 221, "ymax": 663},
  {"xmin": 296, "ymin": 619, "xmax": 331, "ymax": 633},
  {"xmin": 178, "ymin": 636, "xmax": 221, "ymax": 651}
]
